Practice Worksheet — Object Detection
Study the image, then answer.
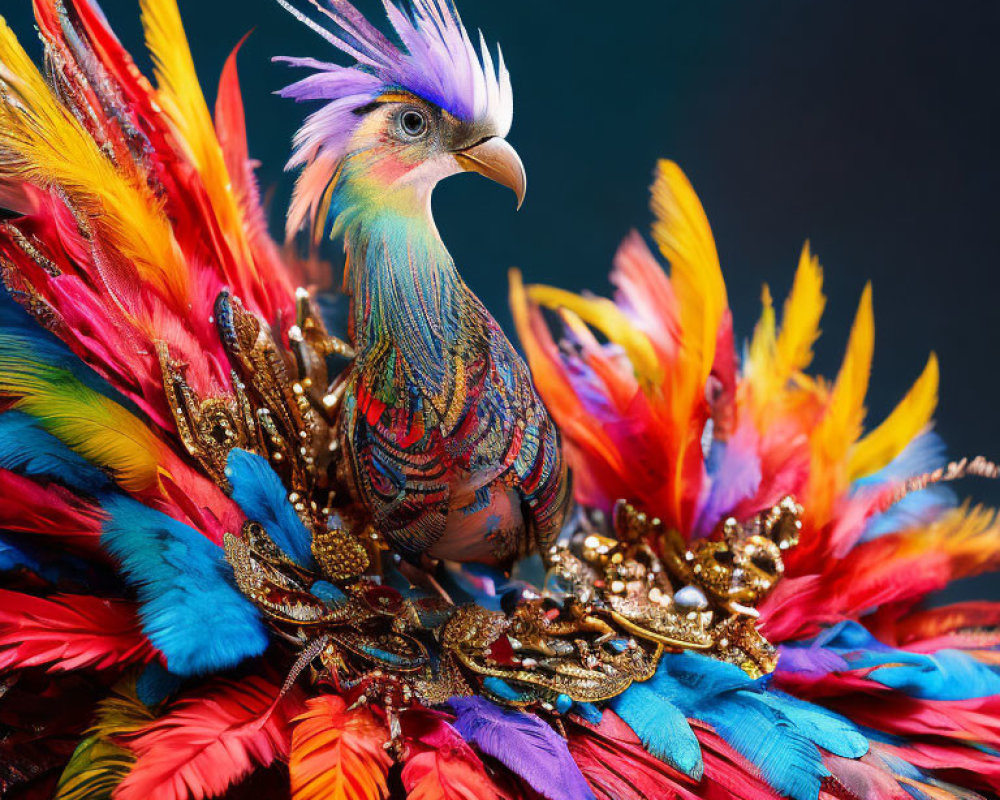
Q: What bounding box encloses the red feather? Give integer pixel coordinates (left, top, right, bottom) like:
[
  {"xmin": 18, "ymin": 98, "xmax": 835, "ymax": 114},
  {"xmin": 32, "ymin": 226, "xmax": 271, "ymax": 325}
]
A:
[
  {"xmin": 115, "ymin": 676, "xmax": 302, "ymax": 800},
  {"xmin": 823, "ymin": 754, "xmax": 911, "ymax": 800},
  {"xmin": 213, "ymin": 33, "xmax": 292, "ymax": 302},
  {"xmin": 566, "ymin": 711, "xmax": 698, "ymax": 800},
  {"xmin": 401, "ymin": 710, "xmax": 510, "ymax": 800},
  {"xmin": 886, "ymin": 602, "xmax": 1000, "ymax": 655},
  {"xmin": 0, "ymin": 470, "xmax": 103, "ymax": 550},
  {"xmin": 0, "ymin": 590, "xmax": 155, "ymax": 671}
]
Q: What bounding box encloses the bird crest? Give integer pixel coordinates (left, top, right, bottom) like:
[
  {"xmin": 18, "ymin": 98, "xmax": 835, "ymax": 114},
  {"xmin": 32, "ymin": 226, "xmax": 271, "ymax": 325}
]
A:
[{"xmin": 277, "ymin": 0, "xmax": 514, "ymax": 234}]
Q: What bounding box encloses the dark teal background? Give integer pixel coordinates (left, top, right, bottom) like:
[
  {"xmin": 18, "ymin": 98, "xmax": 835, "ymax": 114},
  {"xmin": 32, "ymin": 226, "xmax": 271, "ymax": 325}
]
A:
[{"xmin": 5, "ymin": 1, "xmax": 1000, "ymax": 598}]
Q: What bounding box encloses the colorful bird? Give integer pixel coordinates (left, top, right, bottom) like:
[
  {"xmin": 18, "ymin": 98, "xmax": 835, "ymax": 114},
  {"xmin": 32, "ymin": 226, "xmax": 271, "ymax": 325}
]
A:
[
  {"xmin": 276, "ymin": 0, "xmax": 570, "ymax": 566},
  {"xmin": 0, "ymin": 0, "xmax": 998, "ymax": 799}
]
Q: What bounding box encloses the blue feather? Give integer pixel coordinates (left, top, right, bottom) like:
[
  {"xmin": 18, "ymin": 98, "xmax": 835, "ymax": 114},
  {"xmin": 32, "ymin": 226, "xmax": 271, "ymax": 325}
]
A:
[
  {"xmin": 644, "ymin": 652, "xmax": 858, "ymax": 800},
  {"xmin": 225, "ymin": 449, "xmax": 314, "ymax": 567},
  {"xmin": 0, "ymin": 291, "xmax": 133, "ymax": 407},
  {"xmin": 101, "ymin": 494, "xmax": 269, "ymax": 676},
  {"xmin": 449, "ymin": 696, "xmax": 596, "ymax": 800},
  {"xmin": 610, "ymin": 682, "xmax": 703, "ymax": 778},
  {"xmin": 854, "ymin": 433, "xmax": 956, "ymax": 541},
  {"xmin": 791, "ymin": 621, "xmax": 1000, "ymax": 700},
  {"xmin": 0, "ymin": 411, "xmax": 109, "ymax": 492},
  {"xmin": 573, "ymin": 702, "xmax": 603, "ymax": 725},
  {"xmin": 136, "ymin": 661, "xmax": 182, "ymax": 706},
  {"xmin": 862, "ymin": 486, "xmax": 955, "ymax": 541},
  {"xmin": 755, "ymin": 690, "xmax": 868, "ymax": 758},
  {"xmin": 0, "ymin": 533, "xmax": 40, "ymax": 574}
]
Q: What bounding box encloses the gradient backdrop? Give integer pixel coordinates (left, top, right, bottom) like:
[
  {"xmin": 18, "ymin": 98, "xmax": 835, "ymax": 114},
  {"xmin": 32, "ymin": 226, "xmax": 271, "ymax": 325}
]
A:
[{"xmin": 5, "ymin": 0, "xmax": 999, "ymax": 599}]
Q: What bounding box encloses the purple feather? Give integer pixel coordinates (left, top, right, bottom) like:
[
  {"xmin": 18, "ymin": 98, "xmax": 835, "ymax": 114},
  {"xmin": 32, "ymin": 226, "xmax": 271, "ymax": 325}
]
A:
[
  {"xmin": 449, "ymin": 696, "xmax": 596, "ymax": 800},
  {"xmin": 275, "ymin": 0, "xmax": 514, "ymax": 169},
  {"xmin": 693, "ymin": 423, "xmax": 762, "ymax": 536}
]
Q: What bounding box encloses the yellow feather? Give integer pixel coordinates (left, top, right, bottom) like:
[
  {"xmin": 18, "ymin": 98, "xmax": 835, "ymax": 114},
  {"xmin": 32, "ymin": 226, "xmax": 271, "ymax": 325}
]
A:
[
  {"xmin": 849, "ymin": 352, "xmax": 939, "ymax": 480},
  {"xmin": 55, "ymin": 676, "xmax": 154, "ymax": 800},
  {"xmin": 745, "ymin": 284, "xmax": 777, "ymax": 399},
  {"xmin": 818, "ymin": 283, "xmax": 874, "ymax": 449},
  {"xmin": 0, "ymin": 353, "xmax": 161, "ymax": 492},
  {"xmin": 526, "ymin": 284, "xmax": 663, "ymax": 388},
  {"xmin": 744, "ymin": 245, "xmax": 826, "ymax": 427},
  {"xmin": 649, "ymin": 160, "xmax": 727, "ymax": 386},
  {"xmin": 140, "ymin": 0, "xmax": 248, "ymax": 253},
  {"xmin": 776, "ymin": 242, "xmax": 825, "ymax": 376},
  {"xmin": 807, "ymin": 284, "xmax": 874, "ymax": 523},
  {"xmin": 0, "ymin": 17, "xmax": 189, "ymax": 307},
  {"xmin": 903, "ymin": 503, "xmax": 1000, "ymax": 581}
]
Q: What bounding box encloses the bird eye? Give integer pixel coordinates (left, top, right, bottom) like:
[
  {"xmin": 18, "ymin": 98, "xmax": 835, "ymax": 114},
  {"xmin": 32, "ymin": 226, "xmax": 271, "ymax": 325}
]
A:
[{"xmin": 399, "ymin": 109, "xmax": 428, "ymax": 139}]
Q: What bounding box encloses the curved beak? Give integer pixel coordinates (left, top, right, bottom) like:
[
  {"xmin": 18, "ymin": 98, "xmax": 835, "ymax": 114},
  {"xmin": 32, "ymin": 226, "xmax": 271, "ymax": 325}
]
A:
[{"xmin": 453, "ymin": 137, "xmax": 526, "ymax": 209}]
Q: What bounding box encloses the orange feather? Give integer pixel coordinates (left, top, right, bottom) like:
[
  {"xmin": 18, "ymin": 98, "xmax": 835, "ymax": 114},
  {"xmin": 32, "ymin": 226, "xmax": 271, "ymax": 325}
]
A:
[{"xmin": 289, "ymin": 695, "xmax": 392, "ymax": 800}]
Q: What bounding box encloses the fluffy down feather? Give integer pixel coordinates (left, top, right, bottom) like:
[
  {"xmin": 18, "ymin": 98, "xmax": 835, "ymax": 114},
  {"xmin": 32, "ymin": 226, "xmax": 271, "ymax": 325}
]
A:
[{"xmin": 100, "ymin": 494, "xmax": 268, "ymax": 676}]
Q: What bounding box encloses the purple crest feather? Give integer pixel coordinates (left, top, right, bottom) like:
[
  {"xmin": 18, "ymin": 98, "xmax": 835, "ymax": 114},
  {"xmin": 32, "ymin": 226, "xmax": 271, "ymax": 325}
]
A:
[
  {"xmin": 275, "ymin": 0, "xmax": 514, "ymax": 235},
  {"xmin": 449, "ymin": 696, "xmax": 596, "ymax": 800},
  {"xmin": 276, "ymin": 0, "xmax": 512, "ymax": 158}
]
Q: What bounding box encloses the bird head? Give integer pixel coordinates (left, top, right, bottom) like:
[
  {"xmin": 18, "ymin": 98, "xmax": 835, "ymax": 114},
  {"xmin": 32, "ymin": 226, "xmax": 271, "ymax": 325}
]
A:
[{"xmin": 276, "ymin": 0, "xmax": 523, "ymax": 241}]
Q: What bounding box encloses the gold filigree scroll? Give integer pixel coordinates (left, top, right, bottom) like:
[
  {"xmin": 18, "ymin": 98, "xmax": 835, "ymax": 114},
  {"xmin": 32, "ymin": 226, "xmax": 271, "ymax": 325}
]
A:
[{"xmin": 546, "ymin": 496, "xmax": 803, "ymax": 677}]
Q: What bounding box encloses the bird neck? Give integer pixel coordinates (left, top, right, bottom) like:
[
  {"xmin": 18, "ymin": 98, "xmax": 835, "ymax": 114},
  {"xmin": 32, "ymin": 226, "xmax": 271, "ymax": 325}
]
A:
[{"xmin": 336, "ymin": 174, "xmax": 469, "ymax": 394}]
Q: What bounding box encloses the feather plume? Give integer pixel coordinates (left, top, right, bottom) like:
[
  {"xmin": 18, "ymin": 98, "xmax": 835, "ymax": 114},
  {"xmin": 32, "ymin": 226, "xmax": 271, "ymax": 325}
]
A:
[
  {"xmin": 0, "ymin": 16, "xmax": 190, "ymax": 307},
  {"xmin": 289, "ymin": 694, "xmax": 392, "ymax": 800},
  {"xmin": 0, "ymin": 469, "xmax": 104, "ymax": 549},
  {"xmin": 649, "ymin": 160, "xmax": 727, "ymax": 389},
  {"xmin": 777, "ymin": 244, "xmax": 826, "ymax": 379},
  {"xmin": 745, "ymin": 244, "xmax": 825, "ymax": 430},
  {"xmin": 449, "ymin": 696, "xmax": 596, "ymax": 800},
  {"xmin": 277, "ymin": 0, "xmax": 513, "ymax": 238},
  {"xmin": 140, "ymin": 0, "xmax": 244, "ymax": 248},
  {"xmin": 805, "ymin": 284, "xmax": 874, "ymax": 531},
  {"xmin": 115, "ymin": 676, "xmax": 299, "ymax": 800},
  {"xmin": 215, "ymin": 36, "xmax": 292, "ymax": 306},
  {"xmin": 0, "ymin": 590, "xmax": 155, "ymax": 671},
  {"xmin": 644, "ymin": 653, "xmax": 865, "ymax": 800},
  {"xmin": 0, "ymin": 347, "xmax": 162, "ymax": 492},
  {"xmin": 849, "ymin": 354, "xmax": 939, "ymax": 480},
  {"xmin": 56, "ymin": 674, "xmax": 156, "ymax": 799},
  {"xmin": 226, "ymin": 448, "xmax": 316, "ymax": 567},
  {"xmin": 609, "ymin": 682, "xmax": 703, "ymax": 778},
  {"xmin": 401, "ymin": 710, "xmax": 509, "ymax": 800},
  {"xmin": 692, "ymin": 723, "xmax": 787, "ymax": 800},
  {"xmin": 522, "ymin": 286, "xmax": 662, "ymax": 387},
  {"xmin": 101, "ymin": 494, "xmax": 269, "ymax": 676},
  {"xmin": 55, "ymin": 736, "xmax": 135, "ymax": 800}
]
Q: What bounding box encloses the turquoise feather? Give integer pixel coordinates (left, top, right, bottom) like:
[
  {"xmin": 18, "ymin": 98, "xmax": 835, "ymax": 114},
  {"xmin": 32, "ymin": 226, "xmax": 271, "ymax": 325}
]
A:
[
  {"xmin": 638, "ymin": 652, "xmax": 875, "ymax": 800},
  {"xmin": 610, "ymin": 682, "xmax": 704, "ymax": 779},
  {"xmin": 225, "ymin": 448, "xmax": 314, "ymax": 567},
  {"xmin": 101, "ymin": 494, "xmax": 269, "ymax": 676}
]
